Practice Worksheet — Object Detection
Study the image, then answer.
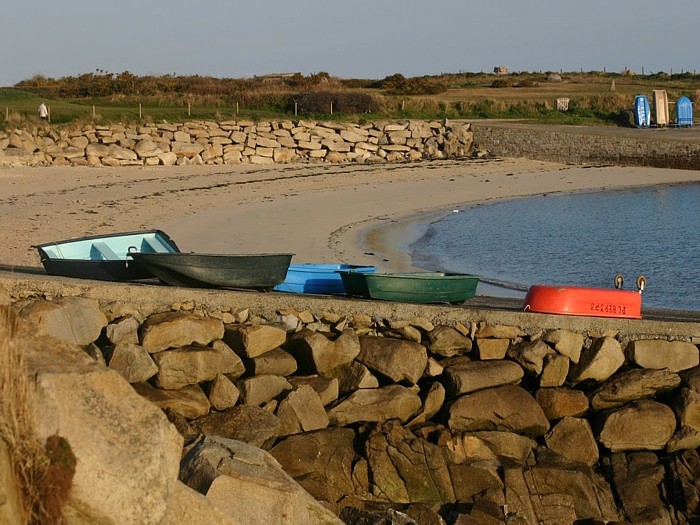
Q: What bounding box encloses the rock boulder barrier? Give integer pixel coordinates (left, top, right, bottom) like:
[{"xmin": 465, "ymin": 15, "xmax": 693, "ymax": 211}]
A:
[{"xmin": 1, "ymin": 278, "xmax": 699, "ymax": 524}]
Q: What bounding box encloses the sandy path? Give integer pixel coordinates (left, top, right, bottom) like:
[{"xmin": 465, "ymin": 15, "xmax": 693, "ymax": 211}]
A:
[{"xmin": 1, "ymin": 159, "xmax": 699, "ymax": 276}]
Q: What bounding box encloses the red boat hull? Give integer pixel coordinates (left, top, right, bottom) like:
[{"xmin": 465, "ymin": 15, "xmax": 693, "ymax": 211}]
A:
[{"xmin": 523, "ymin": 285, "xmax": 642, "ymax": 319}]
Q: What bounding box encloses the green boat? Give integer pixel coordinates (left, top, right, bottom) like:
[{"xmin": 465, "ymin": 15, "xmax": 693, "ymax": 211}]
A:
[{"xmin": 338, "ymin": 271, "xmax": 479, "ymax": 304}]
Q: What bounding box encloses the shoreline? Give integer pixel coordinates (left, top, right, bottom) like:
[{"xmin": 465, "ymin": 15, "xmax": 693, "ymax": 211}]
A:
[{"xmin": 1, "ymin": 160, "xmax": 700, "ymax": 296}]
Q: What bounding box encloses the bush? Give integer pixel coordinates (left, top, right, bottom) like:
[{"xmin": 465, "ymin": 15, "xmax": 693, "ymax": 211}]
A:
[{"xmin": 289, "ymin": 91, "xmax": 380, "ymax": 115}]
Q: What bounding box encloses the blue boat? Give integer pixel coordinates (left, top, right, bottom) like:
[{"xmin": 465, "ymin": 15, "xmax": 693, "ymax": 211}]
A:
[
  {"xmin": 676, "ymin": 96, "xmax": 694, "ymax": 127},
  {"xmin": 35, "ymin": 230, "xmax": 180, "ymax": 281},
  {"xmin": 634, "ymin": 95, "xmax": 651, "ymax": 128},
  {"xmin": 273, "ymin": 263, "xmax": 377, "ymax": 294}
]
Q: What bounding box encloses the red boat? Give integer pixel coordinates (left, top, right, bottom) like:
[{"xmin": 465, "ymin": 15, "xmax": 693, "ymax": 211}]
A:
[{"xmin": 522, "ymin": 275, "xmax": 645, "ymax": 319}]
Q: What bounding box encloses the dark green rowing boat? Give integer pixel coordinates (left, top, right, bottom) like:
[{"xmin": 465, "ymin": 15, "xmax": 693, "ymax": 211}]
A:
[{"xmin": 338, "ymin": 271, "xmax": 479, "ymax": 304}]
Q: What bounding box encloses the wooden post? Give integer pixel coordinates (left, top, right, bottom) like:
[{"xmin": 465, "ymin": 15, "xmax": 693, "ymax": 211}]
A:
[
  {"xmin": 236, "ymin": 102, "xmax": 239, "ymax": 116},
  {"xmin": 294, "ymin": 101, "xmax": 297, "ymax": 116},
  {"xmin": 188, "ymin": 102, "xmax": 191, "ymax": 116},
  {"xmin": 92, "ymin": 105, "xmax": 96, "ymax": 119},
  {"xmin": 139, "ymin": 103, "xmax": 142, "ymax": 119},
  {"xmin": 48, "ymin": 107, "xmax": 51, "ymax": 123},
  {"xmin": 5, "ymin": 107, "xmax": 7, "ymax": 120},
  {"xmin": 330, "ymin": 102, "xmax": 333, "ymax": 115}
]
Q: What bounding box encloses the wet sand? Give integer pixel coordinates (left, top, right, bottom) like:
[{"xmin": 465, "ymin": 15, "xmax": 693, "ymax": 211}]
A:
[{"xmin": 1, "ymin": 159, "xmax": 699, "ymax": 279}]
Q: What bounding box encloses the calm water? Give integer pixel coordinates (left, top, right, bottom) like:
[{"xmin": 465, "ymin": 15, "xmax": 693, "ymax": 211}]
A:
[{"xmin": 410, "ymin": 183, "xmax": 700, "ymax": 311}]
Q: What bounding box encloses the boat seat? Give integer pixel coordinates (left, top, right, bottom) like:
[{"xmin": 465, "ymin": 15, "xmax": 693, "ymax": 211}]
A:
[
  {"xmin": 91, "ymin": 242, "xmax": 119, "ymax": 260},
  {"xmin": 142, "ymin": 237, "xmax": 170, "ymax": 253}
]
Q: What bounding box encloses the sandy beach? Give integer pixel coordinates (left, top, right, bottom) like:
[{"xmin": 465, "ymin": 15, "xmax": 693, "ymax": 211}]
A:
[{"xmin": 1, "ymin": 158, "xmax": 700, "ymax": 281}]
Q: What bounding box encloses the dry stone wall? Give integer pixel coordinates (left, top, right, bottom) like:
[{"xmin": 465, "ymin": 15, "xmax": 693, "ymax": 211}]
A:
[
  {"xmin": 5, "ymin": 285, "xmax": 700, "ymax": 525},
  {"xmin": 0, "ymin": 119, "xmax": 475, "ymax": 168}
]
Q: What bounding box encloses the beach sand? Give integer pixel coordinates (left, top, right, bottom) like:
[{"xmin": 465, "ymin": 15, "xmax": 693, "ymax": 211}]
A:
[{"xmin": 1, "ymin": 159, "xmax": 699, "ymax": 281}]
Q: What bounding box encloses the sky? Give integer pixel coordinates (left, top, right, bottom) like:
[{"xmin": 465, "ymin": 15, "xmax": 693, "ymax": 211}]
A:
[{"xmin": 2, "ymin": 0, "xmax": 699, "ymax": 87}]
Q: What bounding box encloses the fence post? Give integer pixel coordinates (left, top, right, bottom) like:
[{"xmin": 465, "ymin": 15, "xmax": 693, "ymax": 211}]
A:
[
  {"xmin": 236, "ymin": 102, "xmax": 239, "ymax": 116},
  {"xmin": 294, "ymin": 101, "xmax": 298, "ymax": 116},
  {"xmin": 92, "ymin": 105, "xmax": 96, "ymax": 119},
  {"xmin": 330, "ymin": 102, "xmax": 333, "ymax": 115},
  {"xmin": 188, "ymin": 102, "xmax": 191, "ymax": 117},
  {"xmin": 5, "ymin": 107, "xmax": 7, "ymax": 120},
  {"xmin": 48, "ymin": 107, "xmax": 51, "ymax": 123},
  {"xmin": 139, "ymin": 103, "xmax": 142, "ymax": 119}
]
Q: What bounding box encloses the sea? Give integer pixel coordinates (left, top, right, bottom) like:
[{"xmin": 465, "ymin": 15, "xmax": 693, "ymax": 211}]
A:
[{"xmin": 409, "ymin": 183, "xmax": 700, "ymax": 312}]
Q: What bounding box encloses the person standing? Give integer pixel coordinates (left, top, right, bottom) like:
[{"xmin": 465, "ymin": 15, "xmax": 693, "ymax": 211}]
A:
[{"xmin": 38, "ymin": 102, "xmax": 48, "ymax": 120}]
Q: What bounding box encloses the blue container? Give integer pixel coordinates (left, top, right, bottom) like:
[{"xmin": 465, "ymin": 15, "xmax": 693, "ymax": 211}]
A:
[
  {"xmin": 274, "ymin": 263, "xmax": 378, "ymax": 294},
  {"xmin": 634, "ymin": 95, "xmax": 651, "ymax": 127},
  {"xmin": 676, "ymin": 96, "xmax": 694, "ymax": 127}
]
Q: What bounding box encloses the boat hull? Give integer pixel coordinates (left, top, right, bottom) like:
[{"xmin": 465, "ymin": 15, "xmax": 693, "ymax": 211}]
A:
[
  {"xmin": 523, "ymin": 285, "xmax": 642, "ymax": 319},
  {"xmin": 35, "ymin": 230, "xmax": 180, "ymax": 281},
  {"xmin": 339, "ymin": 271, "xmax": 479, "ymax": 304},
  {"xmin": 129, "ymin": 252, "xmax": 294, "ymax": 289},
  {"xmin": 273, "ymin": 263, "xmax": 377, "ymax": 294}
]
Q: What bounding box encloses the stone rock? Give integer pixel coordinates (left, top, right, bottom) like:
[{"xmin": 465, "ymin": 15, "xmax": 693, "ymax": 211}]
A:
[
  {"xmin": 507, "ymin": 339, "xmax": 553, "ymax": 376},
  {"xmin": 153, "ymin": 343, "xmax": 245, "ymax": 390},
  {"xmin": 599, "ymin": 399, "xmax": 677, "ymax": 452},
  {"xmin": 544, "ymin": 417, "xmax": 599, "ymax": 466},
  {"xmin": 222, "ymin": 324, "xmax": 286, "ymax": 359},
  {"xmin": 288, "ymin": 375, "xmax": 339, "ymax": 406},
  {"xmin": 627, "ymin": 339, "xmax": 700, "ymax": 372},
  {"xmin": 447, "ymin": 385, "xmax": 550, "ymax": 437},
  {"xmin": 610, "ymin": 452, "xmax": 667, "ymax": 523},
  {"xmin": 270, "ymin": 428, "xmax": 362, "ymax": 503},
  {"xmin": 543, "ymin": 329, "xmax": 584, "ymax": 363},
  {"xmin": 325, "ymin": 361, "xmax": 379, "ymax": 392},
  {"xmin": 406, "ymin": 382, "xmax": 446, "ymax": 427},
  {"xmin": 569, "ymin": 336, "xmax": 624, "ymax": 385},
  {"xmin": 475, "ymin": 338, "xmax": 510, "ymax": 360},
  {"xmin": 19, "ymin": 296, "xmax": 107, "ymax": 346},
  {"xmin": 161, "ymin": 482, "xmax": 237, "ymax": 525},
  {"xmin": 206, "ymin": 374, "xmax": 240, "ymax": 411},
  {"xmin": 475, "ymin": 323, "xmax": 524, "ymax": 339},
  {"xmin": 539, "ymin": 354, "xmax": 569, "ymax": 387},
  {"xmin": 590, "ymin": 368, "xmax": 681, "ymax": 410},
  {"xmin": 108, "ymin": 143, "xmax": 138, "ymax": 160},
  {"xmin": 285, "ymin": 329, "xmax": 360, "ymax": 375},
  {"xmin": 328, "ymin": 385, "xmax": 421, "ymax": 426},
  {"xmin": 366, "ymin": 421, "xmax": 454, "ymax": 504},
  {"xmin": 106, "ymin": 315, "xmax": 140, "ymax": 344},
  {"xmin": 535, "ymin": 388, "xmax": 589, "ymax": 420},
  {"xmin": 134, "ymin": 139, "xmax": 162, "ymax": 158},
  {"xmin": 107, "ymin": 342, "xmax": 158, "ymax": 383},
  {"xmin": 133, "ymin": 381, "xmax": 211, "ymax": 420},
  {"xmin": 666, "ymin": 425, "xmax": 700, "ymax": 453},
  {"xmin": 675, "ymin": 387, "xmax": 700, "ymax": 432},
  {"xmin": 86, "ymin": 142, "xmax": 110, "ymax": 157},
  {"xmin": 244, "ymin": 347, "xmax": 297, "ymax": 376},
  {"xmin": 140, "ymin": 311, "xmax": 224, "ymax": 353},
  {"xmin": 357, "ymin": 335, "xmax": 427, "ymax": 384},
  {"xmin": 680, "ymin": 365, "xmax": 700, "ymax": 392},
  {"xmin": 449, "ymin": 461, "xmax": 503, "ymax": 503},
  {"xmin": 21, "ymin": 330, "xmax": 183, "ymax": 524},
  {"xmin": 527, "ymin": 461, "xmax": 619, "ymax": 523},
  {"xmin": 194, "ymin": 406, "xmax": 281, "ymax": 448},
  {"xmin": 276, "ymin": 385, "xmax": 330, "ymax": 436},
  {"xmin": 180, "ymin": 436, "xmax": 342, "ymax": 524},
  {"xmin": 466, "ymin": 431, "xmax": 537, "ymax": 465},
  {"xmin": 424, "ymin": 325, "xmax": 472, "ymax": 357},
  {"xmin": 441, "ymin": 360, "xmax": 524, "ymax": 398},
  {"xmin": 236, "ymin": 375, "xmax": 292, "ymax": 406}
]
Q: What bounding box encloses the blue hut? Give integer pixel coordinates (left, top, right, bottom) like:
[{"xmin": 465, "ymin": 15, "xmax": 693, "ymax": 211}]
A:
[{"xmin": 676, "ymin": 96, "xmax": 693, "ymax": 127}]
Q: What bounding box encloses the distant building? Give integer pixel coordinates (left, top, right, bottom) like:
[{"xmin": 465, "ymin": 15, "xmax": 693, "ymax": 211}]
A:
[
  {"xmin": 255, "ymin": 73, "xmax": 301, "ymax": 84},
  {"xmin": 493, "ymin": 66, "xmax": 509, "ymax": 75}
]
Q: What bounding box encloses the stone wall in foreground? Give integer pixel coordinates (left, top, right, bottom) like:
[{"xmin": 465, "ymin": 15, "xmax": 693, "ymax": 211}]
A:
[
  {"xmin": 0, "ymin": 119, "xmax": 475, "ymax": 168},
  {"xmin": 3, "ymin": 277, "xmax": 700, "ymax": 525}
]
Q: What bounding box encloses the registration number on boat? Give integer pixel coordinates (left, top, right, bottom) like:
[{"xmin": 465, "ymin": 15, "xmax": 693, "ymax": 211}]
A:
[{"xmin": 590, "ymin": 303, "xmax": 627, "ymax": 315}]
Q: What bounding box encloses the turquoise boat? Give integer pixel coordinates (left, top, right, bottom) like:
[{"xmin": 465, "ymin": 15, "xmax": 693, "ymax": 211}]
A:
[
  {"xmin": 338, "ymin": 271, "xmax": 479, "ymax": 304},
  {"xmin": 274, "ymin": 263, "xmax": 377, "ymax": 294}
]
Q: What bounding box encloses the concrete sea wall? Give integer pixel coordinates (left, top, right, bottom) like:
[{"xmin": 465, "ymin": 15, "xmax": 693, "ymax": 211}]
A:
[{"xmin": 1, "ymin": 276, "xmax": 699, "ymax": 524}]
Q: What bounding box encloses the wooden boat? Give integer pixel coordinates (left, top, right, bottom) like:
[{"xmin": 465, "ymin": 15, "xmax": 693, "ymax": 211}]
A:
[
  {"xmin": 273, "ymin": 263, "xmax": 377, "ymax": 294},
  {"xmin": 338, "ymin": 271, "xmax": 479, "ymax": 304},
  {"xmin": 128, "ymin": 252, "xmax": 294, "ymax": 290},
  {"xmin": 523, "ymin": 275, "xmax": 646, "ymax": 319},
  {"xmin": 35, "ymin": 230, "xmax": 180, "ymax": 281}
]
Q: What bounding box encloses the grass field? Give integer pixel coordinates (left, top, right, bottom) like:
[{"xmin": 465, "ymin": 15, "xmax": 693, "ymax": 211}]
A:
[{"xmin": 1, "ymin": 71, "xmax": 697, "ymax": 129}]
